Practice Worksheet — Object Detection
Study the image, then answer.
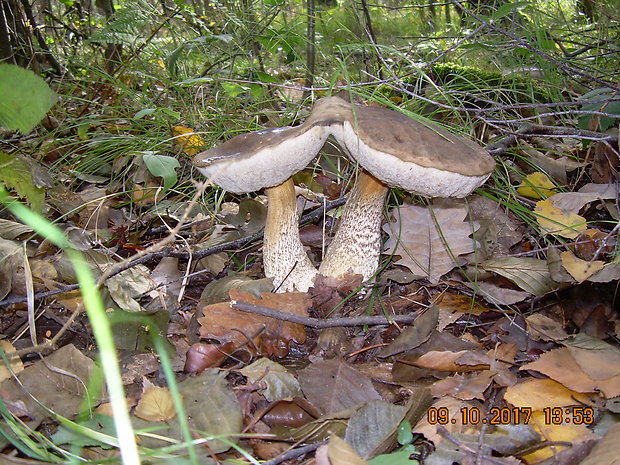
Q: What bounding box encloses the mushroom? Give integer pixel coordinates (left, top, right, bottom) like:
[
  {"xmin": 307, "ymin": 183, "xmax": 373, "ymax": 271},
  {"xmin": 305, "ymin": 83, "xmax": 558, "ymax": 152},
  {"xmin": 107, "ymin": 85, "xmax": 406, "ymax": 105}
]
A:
[
  {"xmin": 193, "ymin": 97, "xmax": 353, "ymax": 292},
  {"xmin": 319, "ymin": 101, "xmax": 496, "ymax": 281}
]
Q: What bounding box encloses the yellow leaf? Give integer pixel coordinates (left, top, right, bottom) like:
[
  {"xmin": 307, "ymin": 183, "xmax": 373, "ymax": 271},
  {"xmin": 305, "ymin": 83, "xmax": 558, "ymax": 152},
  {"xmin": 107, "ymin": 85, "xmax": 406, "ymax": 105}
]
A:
[
  {"xmin": 504, "ymin": 378, "xmax": 594, "ymax": 410},
  {"xmin": 0, "ymin": 341, "xmax": 24, "ymax": 381},
  {"xmin": 534, "ymin": 199, "xmax": 587, "ymax": 239},
  {"xmin": 172, "ymin": 126, "xmax": 205, "ymax": 156},
  {"xmin": 133, "ymin": 386, "xmax": 176, "ymax": 422},
  {"xmin": 523, "ymin": 410, "xmax": 597, "ymax": 463},
  {"xmin": 560, "ymin": 251, "xmax": 605, "ymax": 283},
  {"xmin": 517, "ymin": 172, "xmax": 556, "ymax": 199}
]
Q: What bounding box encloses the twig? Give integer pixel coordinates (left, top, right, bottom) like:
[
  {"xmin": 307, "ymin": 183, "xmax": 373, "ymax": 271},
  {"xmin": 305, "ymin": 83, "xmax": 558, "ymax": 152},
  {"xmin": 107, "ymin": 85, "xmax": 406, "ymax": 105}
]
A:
[
  {"xmin": 230, "ymin": 300, "xmax": 419, "ymax": 328},
  {"xmin": 11, "ymin": 183, "xmax": 209, "ymax": 356},
  {"xmin": 0, "ymin": 196, "xmax": 347, "ymax": 309},
  {"xmin": 485, "ymin": 122, "xmax": 618, "ymax": 156},
  {"xmin": 262, "ymin": 442, "xmax": 326, "ymax": 465}
]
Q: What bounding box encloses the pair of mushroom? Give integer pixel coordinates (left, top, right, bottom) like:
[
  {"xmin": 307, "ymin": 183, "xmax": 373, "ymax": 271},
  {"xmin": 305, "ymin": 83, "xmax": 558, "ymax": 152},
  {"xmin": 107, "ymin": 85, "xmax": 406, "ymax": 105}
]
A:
[{"xmin": 193, "ymin": 96, "xmax": 495, "ymax": 292}]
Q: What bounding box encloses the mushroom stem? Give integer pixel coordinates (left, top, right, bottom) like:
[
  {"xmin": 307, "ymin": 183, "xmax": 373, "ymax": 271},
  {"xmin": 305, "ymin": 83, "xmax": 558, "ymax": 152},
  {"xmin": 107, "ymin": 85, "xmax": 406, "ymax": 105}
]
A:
[
  {"xmin": 264, "ymin": 178, "xmax": 318, "ymax": 292},
  {"xmin": 319, "ymin": 171, "xmax": 388, "ymax": 281}
]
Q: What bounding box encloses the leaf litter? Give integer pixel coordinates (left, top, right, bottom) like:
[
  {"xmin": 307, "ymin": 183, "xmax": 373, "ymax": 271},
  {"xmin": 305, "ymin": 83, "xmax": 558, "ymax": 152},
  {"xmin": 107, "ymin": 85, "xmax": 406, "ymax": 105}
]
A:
[{"xmin": 1, "ymin": 99, "xmax": 619, "ymax": 465}]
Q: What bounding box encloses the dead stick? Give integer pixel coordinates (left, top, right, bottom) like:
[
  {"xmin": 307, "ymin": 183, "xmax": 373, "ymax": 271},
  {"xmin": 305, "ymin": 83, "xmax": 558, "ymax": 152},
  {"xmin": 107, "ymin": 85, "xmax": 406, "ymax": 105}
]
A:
[{"xmin": 230, "ymin": 301, "xmax": 418, "ymax": 328}]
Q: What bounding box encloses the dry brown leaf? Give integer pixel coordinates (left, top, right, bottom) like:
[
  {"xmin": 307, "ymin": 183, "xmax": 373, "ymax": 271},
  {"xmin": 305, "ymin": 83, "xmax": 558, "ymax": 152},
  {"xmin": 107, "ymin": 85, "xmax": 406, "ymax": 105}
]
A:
[
  {"xmin": 431, "ymin": 371, "xmax": 494, "ymax": 400},
  {"xmin": 579, "ymin": 421, "xmax": 620, "ymax": 465},
  {"xmin": 198, "ymin": 289, "xmax": 310, "ymax": 357},
  {"xmin": 327, "ymin": 435, "xmax": 369, "ymax": 465},
  {"xmin": 521, "ymin": 347, "xmax": 620, "ymax": 398},
  {"xmin": 133, "ymin": 385, "xmax": 176, "ymax": 422},
  {"xmin": 534, "ymin": 198, "xmax": 587, "ymax": 239},
  {"xmin": 383, "ymin": 202, "xmax": 478, "ymax": 283},
  {"xmin": 526, "ymin": 314, "xmax": 569, "ymax": 341},
  {"xmin": 298, "ymin": 359, "xmax": 381, "ymax": 414},
  {"xmin": 504, "ymin": 379, "xmax": 595, "ymax": 410},
  {"xmin": 560, "ymin": 251, "xmax": 605, "ymax": 283},
  {"xmin": 0, "ymin": 341, "xmax": 24, "ymax": 381},
  {"xmin": 413, "ymin": 350, "xmax": 490, "ymax": 372},
  {"xmin": 413, "ymin": 396, "xmax": 481, "ymax": 444}
]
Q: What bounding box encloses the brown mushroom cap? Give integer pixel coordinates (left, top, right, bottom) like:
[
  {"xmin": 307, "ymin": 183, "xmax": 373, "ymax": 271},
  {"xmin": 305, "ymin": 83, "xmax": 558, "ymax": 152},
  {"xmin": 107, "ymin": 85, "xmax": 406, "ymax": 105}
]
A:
[
  {"xmin": 193, "ymin": 124, "xmax": 329, "ymax": 193},
  {"xmin": 334, "ymin": 105, "xmax": 495, "ymax": 197}
]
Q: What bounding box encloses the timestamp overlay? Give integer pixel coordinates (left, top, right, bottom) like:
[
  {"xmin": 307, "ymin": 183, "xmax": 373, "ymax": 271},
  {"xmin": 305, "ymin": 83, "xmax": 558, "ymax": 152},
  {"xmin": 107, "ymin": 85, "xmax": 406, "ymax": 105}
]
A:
[{"xmin": 426, "ymin": 406, "xmax": 596, "ymax": 425}]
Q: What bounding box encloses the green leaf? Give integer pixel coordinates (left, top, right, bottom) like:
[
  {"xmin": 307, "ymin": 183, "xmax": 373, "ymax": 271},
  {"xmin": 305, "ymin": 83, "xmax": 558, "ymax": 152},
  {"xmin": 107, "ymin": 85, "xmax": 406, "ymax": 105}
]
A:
[
  {"xmin": 0, "ymin": 64, "xmax": 57, "ymax": 133},
  {"xmin": 0, "ymin": 152, "xmax": 45, "ymax": 212},
  {"xmin": 368, "ymin": 444, "xmax": 419, "ymax": 465},
  {"xmin": 142, "ymin": 154, "xmax": 180, "ymax": 190},
  {"xmin": 221, "ymin": 82, "xmax": 249, "ymax": 98},
  {"xmin": 492, "ymin": 1, "xmax": 529, "ymax": 20}
]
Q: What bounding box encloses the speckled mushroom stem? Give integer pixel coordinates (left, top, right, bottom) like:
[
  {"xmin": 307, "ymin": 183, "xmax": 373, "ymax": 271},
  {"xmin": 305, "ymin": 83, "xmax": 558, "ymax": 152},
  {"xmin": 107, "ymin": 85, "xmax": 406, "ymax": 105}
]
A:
[
  {"xmin": 319, "ymin": 171, "xmax": 388, "ymax": 281},
  {"xmin": 264, "ymin": 178, "xmax": 318, "ymax": 292}
]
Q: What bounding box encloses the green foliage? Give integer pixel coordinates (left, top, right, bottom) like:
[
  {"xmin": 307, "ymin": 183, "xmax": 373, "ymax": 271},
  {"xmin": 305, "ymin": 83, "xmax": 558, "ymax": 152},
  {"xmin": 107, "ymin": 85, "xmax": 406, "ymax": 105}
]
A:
[
  {"xmin": 142, "ymin": 153, "xmax": 181, "ymax": 190},
  {"xmin": 0, "ymin": 64, "xmax": 57, "ymax": 134},
  {"xmin": 0, "ymin": 152, "xmax": 45, "ymax": 212},
  {"xmin": 429, "ymin": 62, "xmax": 553, "ymax": 104},
  {"xmin": 578, "ymin": 88, "xmax": 620, "ymax": 131},
  {"xmin": 88, "ymin": 0, "xmax": 157, "ymax": 46}
]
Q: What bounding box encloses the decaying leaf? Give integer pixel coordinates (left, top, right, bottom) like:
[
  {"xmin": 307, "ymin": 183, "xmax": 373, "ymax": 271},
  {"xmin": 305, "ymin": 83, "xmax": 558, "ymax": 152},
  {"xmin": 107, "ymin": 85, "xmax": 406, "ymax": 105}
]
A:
[
  {"xmin": 239, "ymin": 357, "xmax": 302, "ymax": 401},
  {"xmin": 198, "ymin": 289, "xmax": 310, "ymax": 357},
  {"xmin": 521, "ymin": 342, "xmax": 620, "ymax": 398},
  {"xmin": 525, "ymin": 314, "xmax": 569, "ymax": 341},
  {"xmin": 481, "ymin": 257, "xmax": 557, "ymax": 296},
  {"xmin": 298, "ymin": 359, "xmax": 381, "ymax": 414},
  {"xmin": 344, "ymin": 401, "xmax": 407, "ymax": 459},
  {"xmin": 0, "ymin": 344, "xmax": 100, "ymax": 429},
  {"xmin": 579, "ymin": 422, "xmax": 620, "ymax": 465},
  {"xmin": 327, "ymin": 435, "xmax": 369, "ymax": 465},
  {"xmin": 383, "ymin": 202, "xmax": 479, "ymax": 283},
  {"xmin": 133, "ymin": 384, "xmax": 176, "ymax": 422},
  {"xmin": 0, "ymin": 341, "xmax": 24, "ymax": 382}
]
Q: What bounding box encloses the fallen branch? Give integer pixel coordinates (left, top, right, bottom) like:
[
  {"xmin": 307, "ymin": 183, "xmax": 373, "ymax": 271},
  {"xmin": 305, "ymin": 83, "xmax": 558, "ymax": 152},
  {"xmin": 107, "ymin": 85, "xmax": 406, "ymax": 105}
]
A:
[
  {"xmin": 231, "ymin": 300, "xmax": 419, "ymax": 328},
  {"xmin": 0, "ymin": 196, "xmax": 347, "ymax": 309}
]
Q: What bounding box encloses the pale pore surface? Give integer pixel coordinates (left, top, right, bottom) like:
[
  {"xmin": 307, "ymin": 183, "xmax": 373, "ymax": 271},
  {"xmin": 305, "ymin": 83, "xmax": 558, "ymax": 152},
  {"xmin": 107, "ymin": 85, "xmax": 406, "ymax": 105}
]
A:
[
  {"xmin": 336, "ymin": 123, "xmax": 492, "ymax": 198},
  {"xmin": 263, "ymin": 180, "xmax": 318, "ymax": 292},
  {"xmin": 195, "ymin": 125, "xmax": 328, "ymax": 193}
]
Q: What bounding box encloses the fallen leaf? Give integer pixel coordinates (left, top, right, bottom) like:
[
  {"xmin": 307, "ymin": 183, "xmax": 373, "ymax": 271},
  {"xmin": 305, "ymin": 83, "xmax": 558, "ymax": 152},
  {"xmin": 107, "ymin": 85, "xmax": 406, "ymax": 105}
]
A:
[
  {"xmin": 327, "ymin": 435, "xmax": 369, "ymax": 465},
  {"xmin": 344, "ymin": 400, "xmax": 407, "ymax": 459},
  {"xmin": 0, "ymin": 341, "xmax": 24, "ymax": 382},
  {"xmin": 517, "ymin": 172, "xmax": 556, "ymax": 199},
  {"xmin": 526, "ymin": 314, "xmax": 569, "ymax": 341},
  {"xmin": 504, "ymin": 378, "xmax": 595, "ymax": 410},
  {"xmin": 431, "ymin": 371, "xmax": 494, "ymax": 400},
  {"xmin": 534, "ymin": 198, "xmax": 587, "ymax": 239},
  {"xmin": 523, "ymin": 410, "xmax": 598, "ymax": 464},
  {"xmin": 133, "ymin": 385, "xmax": 176, "ymax": 422},
  {"xmin": 383, "ymin": 202, "xmax": 479, "ymax": 283},
  {"xmin": 579, "ymin": 421, "xmax": 620, "ymax": 465},
  {"xmin": 560, "ymin": 251, "xmax": 605, "ymax": 282},
  {"xmin": 198, "ymin": 289, "xmax": 310, "ymax": 357},
  {"xmin": 413, "ymin": 350, "xmax": 490, "ymax": 372},
  {"xmin": 521, "ymin": 347, "xmax": 620, "ymax": 398},
  {"xmin": 481, "ymin": 257, "xmax": 557, "ymax": 296},
  {"xmin": 239, "ymin": 357, "xmax": 302, "ymax": 401},
  {"xmin": 298, "ymin": 359, "xmax": 381, "ymax": 414},
  {"xmin": 172, "ymin": 126, "xmax": 205, "ymax": 156}
]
